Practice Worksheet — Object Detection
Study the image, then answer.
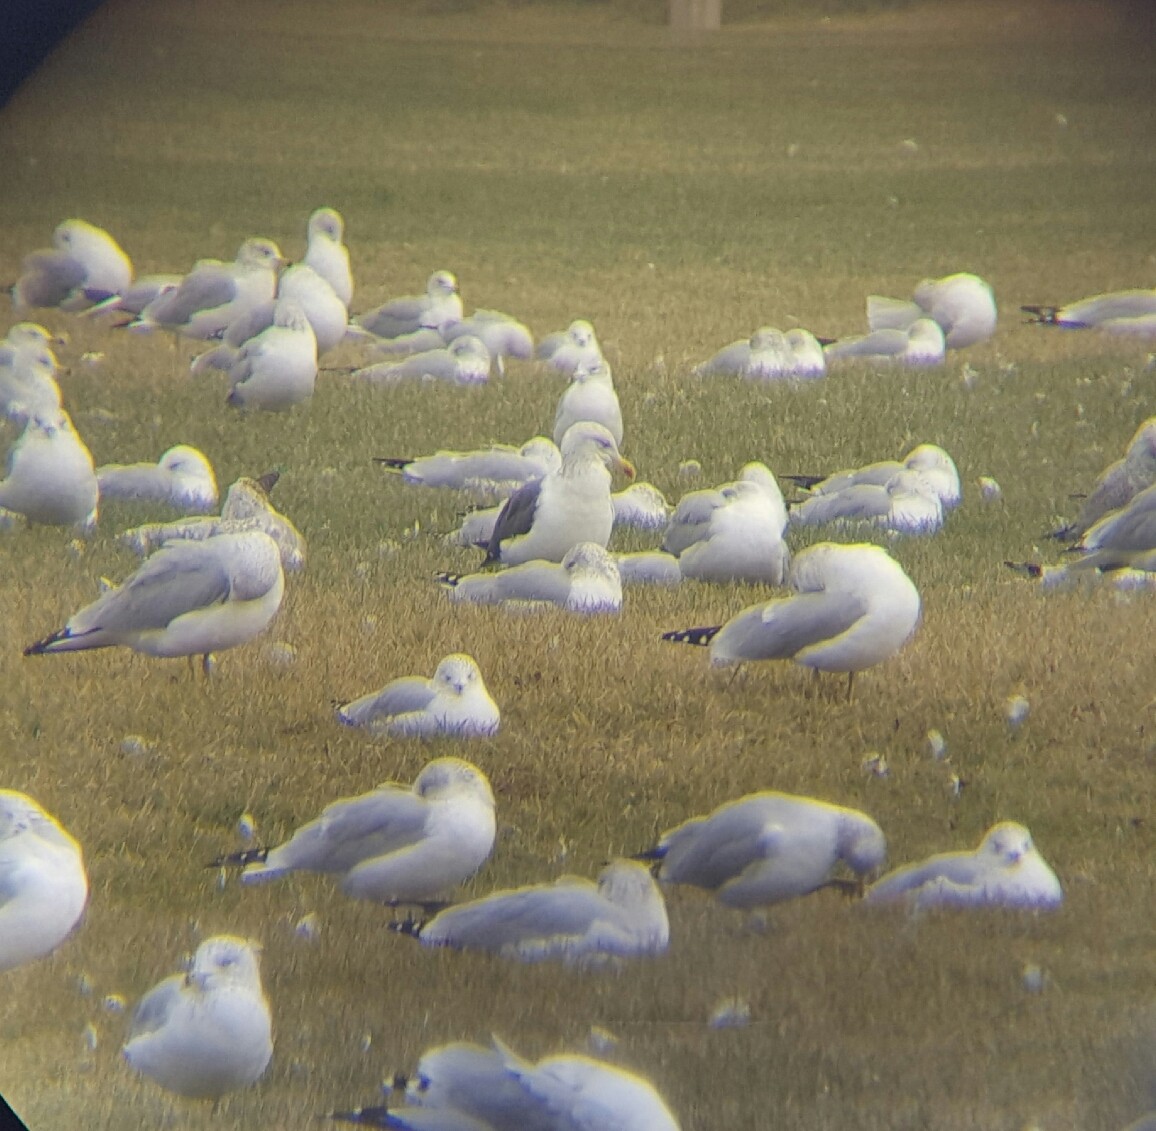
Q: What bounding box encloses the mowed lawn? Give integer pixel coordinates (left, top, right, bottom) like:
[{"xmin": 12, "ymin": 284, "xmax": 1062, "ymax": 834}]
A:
[{"xmin": 2, "ymin": 0, "xmax": 1156, "ymax": 1127}]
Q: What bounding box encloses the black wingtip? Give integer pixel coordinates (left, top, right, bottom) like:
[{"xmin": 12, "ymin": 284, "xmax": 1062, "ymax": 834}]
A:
[
  {"xmin": 434, "ymin": 571, "xmax": 461, "ymax": 588},
  {"xmin": 255, "ymin": 470, "xmax": 281, "ymax": 495},
  {"xmin": 208, "ymin": 847, "xmax": 270, "ymax": 869},
  {"xmin": 373, "ymin": 457, "xmax": 411, "ymax": 470},
  {"xmin": 631, "ymin": 845, "xmax": 667, "ymax": 868},
  {"xmin": 1003, "ymin": 560, "xmax": 1043, "ymax": 578},
  {"xmin": 661, "ymin": 625, "xmax": 721, "ymax": 646},
  {"xmin": 23, "ymin": 630, "xmax": 65, "ymax": 657},
  {"xmin": 1021, "ymin": 305, "xmax": 1061, "ymax": 325},
  {"xmin": 783, "ymin": 474, "xmax": 823, "ymax": 489},
  {"xmin": 387, "ymin": 916, "xmax": 425, "ymax": 940}
]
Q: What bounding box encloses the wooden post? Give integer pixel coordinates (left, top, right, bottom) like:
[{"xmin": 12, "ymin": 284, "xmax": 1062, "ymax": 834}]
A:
[{"xmin": 669, "ymin": 0, "xmax": 721, "ymax": 33}]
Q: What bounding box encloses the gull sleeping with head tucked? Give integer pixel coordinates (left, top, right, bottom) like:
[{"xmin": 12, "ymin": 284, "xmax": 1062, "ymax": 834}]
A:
[
  {"xmin": 0, "ymin": 409, "xmax": 98, "ymax": 528},
  {"xmin": 12, "ymin": 218, "xmax": 133, "ymax": 312},
  {"xmin": 376, "ymin": 436, "xmax": 560, "ymax": 496},
  {"xmin": 784, "ymin": 442, "xmax": 961, "ymax": 511},
  {"xmin": 353, "ymin": 336, "xmax": 491, "ymax": 386},
  {"xmin": 789, "ymin": 469, "xmax": 945, "ymax": 534},
  {"xmin": 868, "ymin": 272, "xmax": 997, "ymax": 349},
  {"xmin": 96, "ymin": 444, "xmax": 218, "ymax": 514},
  {"xmin": 0, "ymin": 322, "xmax": 63, "ymax": 423}
]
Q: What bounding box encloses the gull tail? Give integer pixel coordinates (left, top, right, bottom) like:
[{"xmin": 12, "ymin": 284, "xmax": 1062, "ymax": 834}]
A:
[
  {"xmin": 373, "ymin": 457, "xmax": 412, "ymax": 471},
  {"xmin": 387, "ymin": 916, "xmax": 426, "ymax": 940},
  {"xmin": 434, "ymin": 571, "xmax": 462, "ymax": 589},
  {"xmin": 1021, "ymin": 305, "xmax": 1085, "ymax": 327},
  {"xmin": 24, "ymin": 626, "xmax": 101, "ymax": 656},
  {"xmin": 1004, "ymin": 560, "xmax": 1044, "ymax": 579},
  {"xmin": 661, "ymin": 625, "xmax": 722, "ymax": 646},
  {"xmin": 814, "ymin": 336, "xmax": 837, "ymax": 347},
  {"xmin": 1045, "ymin": 523, "xmax": 1077, "ymax": 541},
  {"xmin": 782, "ymin": 474, "xmax": 824, "ymax": 489},
  {"xmin": 208, "ymin": 847, "xmax": 270, "ymax": 869},
  {"xmin": 631, "ymin": 844, "xmax": 667, "ymax": 873}
]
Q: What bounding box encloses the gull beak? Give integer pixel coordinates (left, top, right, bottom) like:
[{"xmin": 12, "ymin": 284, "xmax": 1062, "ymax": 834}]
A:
[{"xmin": 616, "ymin": 456, "xmax": 636, "ymax": 481}]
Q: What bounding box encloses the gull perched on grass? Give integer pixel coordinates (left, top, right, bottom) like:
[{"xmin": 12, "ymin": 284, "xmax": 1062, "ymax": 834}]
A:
[
  {"xmin": 443, "ymin": 310, "xmax": 534, "ymax": 374},
  {"xmin": 482, "ymin": 421, "xmax": 634, "ymax": 566},
  {"xmin": 376, "ymin": 436, "xmax": 560, "ymax": 495},
  {"xmin": 0, "ymin": 323, "xmax": 63, "ymax": 423},
  {"xmin": 676, "ymin": 478, "xmax": 791, "ymax": 584},
  {"xmin": 303, "ymin": 206, "xmax": 353, "ymax": 307},
  {"xmin": 0, "ymin": 409, "xmax": 98, "ymax": 527},
  {"xmin": 217, "ymin": 757, "xmax": 496, "ymax": 904},
  {"xmin": 784, "ymin": 442, "xmax": 961, "ymax": 511},
  {"xmin": 226, "ymin": 298, "xmax": 318, "ymax": 411},
  {"xmin": 11, "ymin": 218, "xmax": 133, "ymax": 312},
  {"xmin": 867, "ymin": 272, "xmax": 997, "ymax": 349},
  {"xmin": 124, "ymin": 237, "xmax": 286, "ymax": 340},
  {"xmin": 553, "ymin": 359, "xmax": 623, "ymax": 448},
  {"xmin": 535, "ymin": 319, "xmax": 603, "ymax": 375},
  {"xmin": 662, "ymin": 541, "xmax": 922, "ymax": 698},
  {"xmin": 663, "ymin": 462, "xmax": 788, "ymax": 557},
  {"xmin": 439, "ymin": 541, "xmax": 623, "ymax": 613},
  {"xmin": 0, "ymin": 791, "xmax": 88, "ymax": 973},
  {"xmin": 1036, "ymin": 480, "xmax": 1156, "ymax": 577},
  {"xmin": 822, "ymin": 317, "xmax": 946, "ymax": 367},
  {"xmin": 636, "ymin": 791, "xmax": 885, "ymax": 909},
  {"xmin": 96, "ymin": 444, "xmax": 218, "ymax": 513},
  {"xmin": 395, "ymin": 859, "xmax": 669, "ymax": 965},
  {"xmin": 356, "ymin": 270, "xmax": 463, "ymax": 339},
  {"xmin": 696, "ymin": 326, "xmax": 825, "ymax": 380},
  {"xmin": 863, "ymin": 821, "xmax": 1062, "ymax": 909},
  {"xmin": 336, "ymin": 654, "xmax": 500, "ymax": 738},
  {"xmin": 120, "ymin": 474, "xmax": 306, "ymax": 572},
  {"xmin": 1048, "ymin": 416, "xmax": 1156, "ymax": 540},
  {"xmin": 353, "ymin": 336, "xmax": 491, "ymax": 386},
  {"xmin": 789, "ymin": 469, "xmax": 945, "ymax": 535},
  {"xmin": 1023, "ymin": 288, "xmax": 1156, "ymax": 337},
  {"xmin": 611, "ymin": 481, "xmax": 670, "ymax": 530},
  {"xmin": 25, "ymin": 529, "xmax": 285, "ymax": 670},
  {"xmin": 122, "ymin": 935, "xmax": 272, "ymax": 1100}
]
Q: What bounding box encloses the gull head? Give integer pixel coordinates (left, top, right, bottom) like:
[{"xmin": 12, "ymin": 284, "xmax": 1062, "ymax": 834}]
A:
[
  {"xmin": 237, "ymin": 238, "xmax": 287, "ymax": 271},
  {"xmin": 159, "ymin": 444, "xmax": 214, "ymax": 481},
  {"xmin": 185, "ymin": 936, "xmax": 263, "ymax": 992},
  {"xmin": 559, "ymin": 421, "xmax": 635, "ymax": 479},
  {"xmin": 597, "ymin": 859, "xmax": 665, "ymax": 908},
  {"xmin": 308, "ymin": 207, "xmax": 344, "ymax": 242},
  {"xmin": 980, "ymin": 821, "xmax": 1035, "ymax": 868},
  {"xmin": 53, "ymin": 218, "xmax": 102, "ymax": 251},
  {"xmin": 839, "ymin": 812, "xmax": 887, "ymax": 876},
  {"xmin": 428, "ymin": 270, "xmax": 459, "ymax": 297},
  {"xmin": 431, "ymin": 653, "xmax": 486, "ymax": 697},
  {"xmin": 7, "ymin": 322, "xmax": 56, "ymax": 349},
  {"xmin": 903, "ymin": 443, "xmax": 954, "ymax": 473},
  {"xmin": 567, "ymin": 320, "xmax": 597, "ymax": 349},
  {"xmin": 520, "ymin": 436, "xmax": 562, "ymax": 473},
  {"xmin": 413, "ymin": 756, "xmax": 495, "ymax": 808},
  {"xmin": 570, "ymin": 359, "xmax": 613, "ymax": 385}
]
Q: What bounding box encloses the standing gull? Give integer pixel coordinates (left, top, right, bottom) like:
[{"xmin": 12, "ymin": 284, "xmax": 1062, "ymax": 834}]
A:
[
  {"xmin": 0, "ymin": 791, "xmax": 88, "ymax": 973},
  {"xmin": 336, "ymin": 654, "xmax": 500, "ymax": 738},
  {"xmin": 483, "ymin": 421, "xmax": 634, "ymax": 565},
  {"xmin": 662, "ymin": 541, "xmax": 922, "ymax": 697},
  {"xmin": 864, "ymin": 821, "xmax": 1062, "ymax": 909},
  {"xmin": 637, "ymin": 791, "xmax": 885, "ymax": 909},
  {"xmin": 12, "ymin": 218, "xmax": 133, "ymax": 312},
  {"xmin": 25, "ymin": 529, "xmax": 285, "ymax": 670},
  {"xmin": 122, "ymin": 935, "xmax": 272, "ymax": 1099},
  {"xmin": 218, "ymin": 757, "xmax": 496, "ymax": 904},
  {"xmin": 304, "ymin": 206, "xmax": 354, "ymax": 307}
]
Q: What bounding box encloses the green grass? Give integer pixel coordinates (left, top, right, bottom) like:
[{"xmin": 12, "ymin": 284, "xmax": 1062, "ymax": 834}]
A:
[{"xmin": 3, "ymin": 0, "xmax": 1156, "ymax": 1127}]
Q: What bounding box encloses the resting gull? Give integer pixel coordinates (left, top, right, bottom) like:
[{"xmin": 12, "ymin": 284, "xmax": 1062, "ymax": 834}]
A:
[
  {"xmin": 0, "ymin": 791, "xmax": 88, "ymax": 973},
  {"xmin": 12, "ymin": 218, "xmax": 133, "ymax": 312},
  {"xmin": 356, "ymin": 270, "xmax": 463, "ymax": 339},
  {"xmin": 677, "ymin": 478, "xmax": 791, "ymax": 585},
  {"xmin": 535, "ymin": 319, "xmax": 603, "ymax": 375},
  {"xmin": 1023, "ymin": 288, "xmax": 1156, "ymax": 337},
  {"xmin": 553, "ymin": 359, "xmax": 623, "ymax": 447},
  {"xmin": 396, "ymin": 859, "xmax": 669, "ymax": 965},
  {"xmin": 336, "ymin": 654, "xmax": 500, "ymax": 738},
  {"xmin": 122, "ymin": 935, "xmax": 272, "ymax": 1099},
  {"xmin": 868, "ymin": 272, "xmax": 997, "ymax": 349},
  {"xmin": 0, "ymin": 323, "xmax": 63, "ymax": 423},
  {"xmin": 663, "ymin": 461, "xmax": 788, "ymax": 558},
  {"xmin": 482, "ymin": 421, "xmax": 634, "ymax": 566},
  {"xmin": 864, "ymin": 821, "xmax": 1062, "ymax": 909},
  {"xmin": 788, "ymin": 469, "xmax": 944, "ymax": 534},
  {"xmin": 217, "ymin": 757, "xmax": 495, "ymax": 907},
  {"xmin": 376, "ymin": 436, "xmax": 560, "ymax": 494},
  {"xmin": 25, "ymin": 529, "xmax": 285, "ymax": 669},
  {"xmin": 784, "ymin": 442, "xmax": 961, "ymax": 510},
  {"xmin": 0, "ymin": 409, "xmax": 98, "ymax": 527},
  {"xmin": 353, "ymin": 336, "xmax": 490, "ymax": 386},
  {"xmin": 226, "ymin": 298, "xmax": 318, "ymax": 411},
  {"xmin": 304, "ymin": 206, "xmax": 354, "ymax": 307},
  {"xmin": 439, "ymin": 541, "xmax": 623, "ymax": 613},
  {"xmin": 97, "ymin": 444, "xmax": 218, "ymax": 514},
  {"xmin": 637, "ymin": 791, "xmax": 885, "ymax": 909},
  {"xmin": 662, "ymin": 541, "xmax": 921, "ymax": 696},
  {"xmin": 823, "ymin": 317, "xmax": 946, "ymax": 367}
]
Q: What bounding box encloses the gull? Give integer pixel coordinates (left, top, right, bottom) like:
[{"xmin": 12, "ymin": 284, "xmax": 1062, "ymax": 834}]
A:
[
  {"xmin": 867, "ymin": 272, "xmax": 997, "ymax": 349},
  {"xmin": 1049, "ymin": 416, "xmax": 1156, "ymax": 540},
  {"xmin": 614, "ymin": 550, "xmax": 683, "ymax": 586},
  {"xmin": 0, "ymin": 791, "xmax": 88, "ymax": 973},
  {"xmin": 662, "ymin": 541, "xmax": 922, "ymax": 697},
  {"xmin": 124, "ymin": 237, "xmax": 286, "ymax": 340},
  {"xmin": 0, "ymin": 409, "xmax": 98, "ymax": 527},
  {"xmin": 304, "ymin": 206, "xmax": 354, "ymax": 307},
  {"xmin": 662, "ymin": 461, "xmax": 788, "ymax": 557},
  {"xmin": 25, "ymin": 529, "xmax": 285, "ymax": 670},
  {"xmin": 353, "ymin": 336, "xmax": 491, "ymax": 386},
  {"xmin": 784, "ymin": 442, "xmax": 961, "ymax": 510},
  {"xmin": 1048, "ymin": 480, "xmax": 1156, "ymax": 574},
  {"xmin": 81, "ymin": 274, "xmax": 183, "ymax": 319},
  {"xmin": 396, "ymin": 859, "xmax": 669, "ymax": 965},
  {"xmin": 120, "ymin": 474, "xmax": 306, "ymax": 572},
  {"xmin": 122, "ymin": 935, "xmax": 272, "ymax": 1099},
  {"xmin": 11, "ymin": 218, "xmax": 133, "ymax": 312},
  {"xmin": 226, "ymin": 298, "xmax": 318, "ymax": 411},
  {"xmin": 0, "ymin": 322, "xmax": 63, "ymax": 423},
  {"xmin": 96, "ymin": 444, "xmax": 218, "ymax": 514},
  {"xmin": 443, "ymin": 310, "xmax": 534, "ymax": 374},
  {"xmin": 696, "ymin": 327, "xmax": 826, "ymax": 381},
  {"xmin": 863, "ymin": 821, "xmax": 1062, "ymax": 909},
  {"xmin": 356, "ymin": 271, "xmax": 463, "ymax": 338},
  {"xmin": 553, "ymin": 359, "xmax": 623, "ymax": 448},
  {"xmin": 788, "ymin": 469, "xmax": 945, "ymax": 534},
  {"xmin": 611, "ymin": 482, "xmax": 670, "ymax": 530},
  {"xmin": 822, "ymin": 317, "xmax": 946, "ymax": 367},
  {"xmin": 636, "ymin": 791, "xmax": 885, "ymax": 909},
  {"xmin": 336, "ymin": 654, "xmax": 500, "ymax": 738},
  {"xmin": 1023, "ymin": 288, "xmax": 1156, "ymax": 337},
  {"xmin": 376, "ymin": 436, "xmax": 560, "ymax": 494},
  {"xmin": 217, "ymin": 757, "xmax": 496, "ymax": 904},
  {"xmin": 482, "ymin": 421, "xmax": 634, "ymax": 566},
  {"xmin": 439, "ymin": 541, "xmax": 623, "ymax": 613},
  {"xmin": 676, "ymin": 478, "xmax": 791, "ymax": 585},
  {"xmin": 535, "ymin": 319, "xmax": 603, "ymax": 375}
]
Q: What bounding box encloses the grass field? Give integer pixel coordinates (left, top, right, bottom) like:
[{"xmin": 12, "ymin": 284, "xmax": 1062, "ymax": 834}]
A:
[{"xmin": 2, "ymin": 0, "xmax": 1156, "ymax": 1127}]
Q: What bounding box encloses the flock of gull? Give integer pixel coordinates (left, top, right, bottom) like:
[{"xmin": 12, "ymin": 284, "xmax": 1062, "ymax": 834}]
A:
[{"xmin": 3, "ymin": 209, "xmax": 1155, "ymax": 1126}]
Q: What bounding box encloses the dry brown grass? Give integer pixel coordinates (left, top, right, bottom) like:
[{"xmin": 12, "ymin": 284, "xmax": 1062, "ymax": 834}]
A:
[{"xmin": 2, "ymin": 0, "xmax": 1156, "ymax": 1127}]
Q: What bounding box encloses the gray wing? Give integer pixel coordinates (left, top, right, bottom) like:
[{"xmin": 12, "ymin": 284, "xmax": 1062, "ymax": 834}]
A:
[
  {"xmin": 864, "ymin": 850, "xmax": 980, "ymax": 904},
  {"xmin": 824, "ymin": 329, "xmax": 909, "ymax": 360},
  {"xmin": 356, "ymin": 295, "xmax": 425, "ymax": 338},
  {"xmin": 15, "ymin": 250, "xmax": 87, "ymax": 308},
  {"xmin": 658, "ymin": 803, "xmax": 783, "ymax": 889},
  {"xmin": 791, "ymin": 485, "xmax": 889, "ymax": 526},
  {"xmin": 485, "ymin": 479, "xmax": 542, "ymax": 561},
  {"xmin": 450, "ymin": 561, "xmax": 570, "ymax": 605},
  {"xmin": 223, "ymin": 301, "xmax": 276, "ymax": 347},
  {"xmin": 1061, "ymin": 290, "xmax": 1156, "ymax": 326},
  {"xmin": 67, "ymin": 541, "xmax": 232, "ymax": 639},
  {"xmin": 866, "ymin": 294, "xmax": 924, "ymax": 331},
  {"xmin": 148, "ymin": 266, "xmax": 238, "ymax": 325},
  {"xmin": 695, "ymin": 339, "xmax": 750, "ymax": 376},
  {"xmin": 126, "ymin": 974, "xmax": 185, "ymax": 1040},
  {"xmin": 534, "ymin": 330, "xmax": 568, "ymax": 360},
  {"xmin": 337, "ymin": 676, "xmax": 436, "ymax": 727},
  {"xmin": 96, "ymin": 464, "xmax": 170, "ymax": 502},
  {"xmin": 662, "ymin": 489, "xmax": 724, "ymax": 554},
  {"xmin": 712, "ymin": 590, "xmax": 868, "ymax": 663}
]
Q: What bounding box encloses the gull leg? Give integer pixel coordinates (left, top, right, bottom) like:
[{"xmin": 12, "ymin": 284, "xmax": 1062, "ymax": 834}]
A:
[
  {"xmin": 845, "ymin": 671, "xmax": 855, "ymax": 702},
  {"xmin": 201, "ymin": 653, "xmax": 215, "ymax": 677},
  {"xmin": 725, "ymin": 663, "xmax": 744, "ymax": 689}
]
